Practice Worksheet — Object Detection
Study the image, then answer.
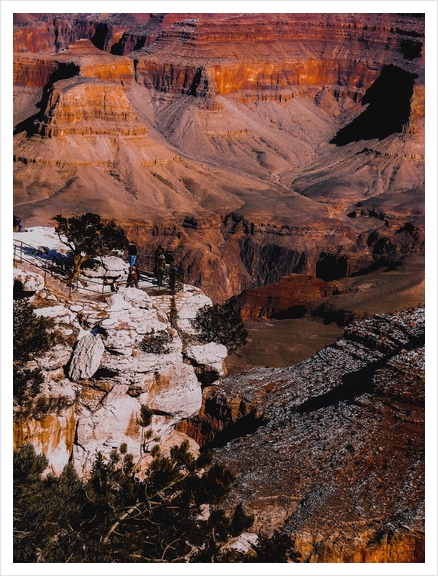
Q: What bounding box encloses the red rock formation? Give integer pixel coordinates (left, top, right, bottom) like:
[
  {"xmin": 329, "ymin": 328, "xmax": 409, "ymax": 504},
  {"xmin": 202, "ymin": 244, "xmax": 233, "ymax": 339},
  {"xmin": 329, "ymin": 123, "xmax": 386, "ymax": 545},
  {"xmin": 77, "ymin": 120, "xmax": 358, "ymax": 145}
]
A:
[
  {"xmin": 14, "ymin": 39, "xmax": 135, "ymax": 88},
  {"xmin": 13, "ymin": 13, "xmax": 152, "ymax": 54},
  {"xmin": 133, "ymin": 13, "xmax": 424, "ymax": 97},
  {"xmin": 34, "ymin": 77, "xmax": 147, "ymax": 137},
  {"xmin": 231, "ymin": 275, "xmax": 331, "ymax": 321},
  {"xmin": 13, "ymin": 13, "xmax": 425, "ymax": 305}
]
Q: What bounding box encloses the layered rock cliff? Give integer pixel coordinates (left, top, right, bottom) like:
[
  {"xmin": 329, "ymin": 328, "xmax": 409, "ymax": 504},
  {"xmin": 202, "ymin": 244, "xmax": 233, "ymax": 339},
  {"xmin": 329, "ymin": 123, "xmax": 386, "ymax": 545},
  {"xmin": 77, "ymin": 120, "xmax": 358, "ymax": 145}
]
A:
[
  {"xmin": 179, "ymin": 307, "xmax": 425, "ymax": 562},
  {"xmin": 13, "ymin": 266, "xmax": 225, "ymax": 478},
  {"xmin": 13, "ymin": 13, "xmax": 424, "ymax": 303}
]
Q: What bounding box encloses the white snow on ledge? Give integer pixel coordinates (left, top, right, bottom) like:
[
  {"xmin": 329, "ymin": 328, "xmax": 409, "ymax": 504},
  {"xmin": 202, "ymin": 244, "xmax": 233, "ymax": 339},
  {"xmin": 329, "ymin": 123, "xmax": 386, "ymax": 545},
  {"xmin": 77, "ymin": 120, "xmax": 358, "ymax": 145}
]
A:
[{"xmin": 13, "ymin": 226, "xmax": 69, "ymax": 252}]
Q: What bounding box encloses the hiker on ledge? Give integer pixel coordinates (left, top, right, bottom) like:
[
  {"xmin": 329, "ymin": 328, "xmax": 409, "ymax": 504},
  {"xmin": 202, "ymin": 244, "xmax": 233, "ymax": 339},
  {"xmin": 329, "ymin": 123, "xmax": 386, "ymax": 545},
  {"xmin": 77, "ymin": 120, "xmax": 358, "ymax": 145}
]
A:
[
  {"xmin": 128, "ymin": 242, "xmax": 137, "ymax": 267},
  {"xmin": 154, "ymin": 245, "xmax": 164, "ymax": 276},
  {"xmin": 157, "ymin": 254, "xmax": 166, "ymax": 288},
  {"xmin": 127, "ymin": 265, "xmax": 139, "ymax": 289}
]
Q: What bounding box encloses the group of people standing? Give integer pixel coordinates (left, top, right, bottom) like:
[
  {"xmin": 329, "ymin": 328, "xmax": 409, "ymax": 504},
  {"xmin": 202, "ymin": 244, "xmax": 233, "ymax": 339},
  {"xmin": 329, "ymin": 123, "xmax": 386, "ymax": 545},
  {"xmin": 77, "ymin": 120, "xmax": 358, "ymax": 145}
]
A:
[
  {"xmin": 125, "ymin": 242, "xmax": 176, "ymax": 289},
  {"xmin": 154, "ymin": 245, "xmax": 174, "ymax": 288}
]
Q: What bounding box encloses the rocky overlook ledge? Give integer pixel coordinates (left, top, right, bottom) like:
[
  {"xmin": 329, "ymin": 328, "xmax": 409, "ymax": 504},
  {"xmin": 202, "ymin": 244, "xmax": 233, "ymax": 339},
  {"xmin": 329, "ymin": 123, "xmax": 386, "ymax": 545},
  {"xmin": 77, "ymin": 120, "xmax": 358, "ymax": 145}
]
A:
[{"xmin": 13, "ymin": 268, "xmax": 226, "ymax": 478}]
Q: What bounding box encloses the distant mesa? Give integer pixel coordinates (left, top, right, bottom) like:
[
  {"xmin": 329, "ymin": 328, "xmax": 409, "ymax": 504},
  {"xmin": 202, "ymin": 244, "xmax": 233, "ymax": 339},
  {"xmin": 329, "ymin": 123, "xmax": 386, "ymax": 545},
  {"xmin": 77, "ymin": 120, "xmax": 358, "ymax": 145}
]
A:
[{"xmin": 33, "ymin": 77, "xmax": 148, "ymax": 138}]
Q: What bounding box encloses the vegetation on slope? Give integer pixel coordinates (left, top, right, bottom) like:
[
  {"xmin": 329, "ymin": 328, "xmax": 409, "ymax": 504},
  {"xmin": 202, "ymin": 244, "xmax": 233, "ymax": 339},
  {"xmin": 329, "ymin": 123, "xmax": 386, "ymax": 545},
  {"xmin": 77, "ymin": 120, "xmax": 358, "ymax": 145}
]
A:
[
  {"xmin": 192, "ymin": 303, "xmax": 248, "ymax": 354},
  {"xmin": 13, "ymin": 299, "xmax": 54, "ymax": 402},
  {"xmin": 13, "ymin": 442, "xmax": 258, "ymax": 563}
]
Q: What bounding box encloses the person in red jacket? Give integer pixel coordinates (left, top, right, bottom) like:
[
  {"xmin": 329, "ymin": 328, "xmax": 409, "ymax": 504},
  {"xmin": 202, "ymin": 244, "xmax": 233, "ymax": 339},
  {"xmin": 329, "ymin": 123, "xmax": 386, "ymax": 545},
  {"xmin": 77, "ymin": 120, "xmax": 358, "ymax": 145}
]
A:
[{"xmin": 127, "ymin": 265, "xmax": 139, "ymax": 289}]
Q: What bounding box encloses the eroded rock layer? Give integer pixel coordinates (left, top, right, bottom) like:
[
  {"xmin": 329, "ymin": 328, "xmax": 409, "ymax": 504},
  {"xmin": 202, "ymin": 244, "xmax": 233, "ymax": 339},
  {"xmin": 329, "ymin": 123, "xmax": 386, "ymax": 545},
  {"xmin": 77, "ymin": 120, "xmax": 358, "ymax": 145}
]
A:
[
  {"xmin": 13, "ymin": 13, "xmax": 425, "ymax": 303},
  {"xmin": 182, "ymin": 307, "xmax": 425, "ymax": 562}
]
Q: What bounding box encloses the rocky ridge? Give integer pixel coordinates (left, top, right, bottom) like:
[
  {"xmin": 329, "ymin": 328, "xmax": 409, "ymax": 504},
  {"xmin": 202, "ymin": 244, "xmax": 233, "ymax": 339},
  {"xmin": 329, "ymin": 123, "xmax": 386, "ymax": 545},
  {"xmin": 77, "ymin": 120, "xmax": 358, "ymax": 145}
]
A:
[
  {"xmin": 179, "ymin": 306, "xmax": 425, "ymax": 562},
  {"xmin": 13, "ymin": 266, "xmax": 225, "ymax": 478}
]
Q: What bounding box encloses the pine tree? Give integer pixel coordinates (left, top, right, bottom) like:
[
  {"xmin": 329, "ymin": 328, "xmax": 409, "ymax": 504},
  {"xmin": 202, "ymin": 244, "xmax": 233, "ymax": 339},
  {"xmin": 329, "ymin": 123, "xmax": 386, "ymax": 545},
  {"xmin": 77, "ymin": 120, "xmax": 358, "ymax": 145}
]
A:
[
  {"xmin": 13, "ymin": 442, "xmax": 256, "ymax": 563},
  {"xmin": 192, "ymin": 303, "xmax": 248, "ymax": 354},
  {"xmin": 13, "ymin": 299, "xmax": 54, "ymax": 402},
  {"xmin": 52, "ymin": 212, "xmax": 128, "ymax": 283}
]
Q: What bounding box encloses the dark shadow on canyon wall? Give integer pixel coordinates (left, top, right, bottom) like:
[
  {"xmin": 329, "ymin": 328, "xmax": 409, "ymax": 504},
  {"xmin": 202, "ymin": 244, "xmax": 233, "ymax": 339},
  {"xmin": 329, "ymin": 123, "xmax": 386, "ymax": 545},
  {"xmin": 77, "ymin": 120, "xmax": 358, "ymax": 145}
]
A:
[
  {"xmin": 14, "ymin": 63, "xmax": 80, "ymax": 136},
  {"xmin": 331, "ymin": 65, "xmax": 417, "ymax": 145}
]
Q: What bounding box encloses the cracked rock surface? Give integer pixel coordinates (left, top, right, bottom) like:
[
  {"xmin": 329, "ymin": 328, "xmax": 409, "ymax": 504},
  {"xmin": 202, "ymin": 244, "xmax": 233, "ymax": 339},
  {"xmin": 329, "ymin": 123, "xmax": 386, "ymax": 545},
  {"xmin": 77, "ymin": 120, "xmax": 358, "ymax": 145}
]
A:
[{"xmin": 208, "ymin": 307, "xmax": 425, "ymax": 562}]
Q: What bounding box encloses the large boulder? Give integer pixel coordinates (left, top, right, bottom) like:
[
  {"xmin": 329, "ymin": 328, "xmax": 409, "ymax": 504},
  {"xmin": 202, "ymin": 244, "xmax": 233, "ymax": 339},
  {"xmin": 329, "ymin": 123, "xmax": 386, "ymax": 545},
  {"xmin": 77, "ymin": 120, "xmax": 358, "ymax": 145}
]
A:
[
  {"xmin": 118, "ymin": 286, "xmax": 153, "ymax": 309},
  {"xmin": 102, "ymin": 256, "xmax": 129, "ymax": 276},
  {"xmin": 185, "ymin": 342, "xmax": 228, "ymax": 376},
  {"xmin": 139, "ymin": 363, "xmax": 202, "ymax": 419},
  {"xmin": 81, "ymin": 256, "xmax": 128, "ymax": 278},
  {"xmin": 68, "ymin": 333, "xmax": 105, "ymax": 381}
]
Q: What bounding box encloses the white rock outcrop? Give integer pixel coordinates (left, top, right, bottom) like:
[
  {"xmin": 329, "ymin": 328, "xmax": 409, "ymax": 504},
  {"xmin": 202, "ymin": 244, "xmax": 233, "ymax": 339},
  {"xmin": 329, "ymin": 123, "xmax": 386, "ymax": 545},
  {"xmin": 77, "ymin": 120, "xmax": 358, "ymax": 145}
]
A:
[
  {"xmin": 185, "ymin": 342, "xmax": 228, "ymax": 376},
  {"xmin": 68, "ymin": 333, "xmax": 105, "ymax": 381},
  {"xmin": 14, "ymin": 279, "xmax": 228, "ymax": 478},
  {"xmin": 81, "ymin": 256, "xmax": 128, "ymax": 278},
  {"xmin": 139, "ymin": 363, "xmax": 203, "ymax": 419},
  {"xmin": 34, "ymin": 304, "xmax": 77, "ymax": 325},
  {"xmin": 118, "ymin": 286, "xmax": 153, "ymax": 309}
]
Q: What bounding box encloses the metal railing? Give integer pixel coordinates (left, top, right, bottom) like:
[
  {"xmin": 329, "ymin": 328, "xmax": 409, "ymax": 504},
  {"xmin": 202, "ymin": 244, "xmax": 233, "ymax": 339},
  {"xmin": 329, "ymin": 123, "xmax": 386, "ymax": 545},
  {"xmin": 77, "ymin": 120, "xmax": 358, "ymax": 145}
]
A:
[{"xmin": 13, "ymin": 240, "xmax": 185, "ymax": 298}]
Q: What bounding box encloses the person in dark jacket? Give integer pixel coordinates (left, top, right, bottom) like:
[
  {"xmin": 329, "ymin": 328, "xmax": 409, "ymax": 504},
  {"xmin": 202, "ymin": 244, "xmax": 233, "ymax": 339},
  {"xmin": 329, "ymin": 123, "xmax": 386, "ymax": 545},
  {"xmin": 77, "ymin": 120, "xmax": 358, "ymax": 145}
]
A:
[
  {"xmin": 156, "ymin": 254, "xmax": 166, "ymax": 288},
  {"xmin": 164, "ymin": 250, "xmax": 174, "ymax": 266},
  {"xmin": 128, "ymin": 242, "xmax": 137, "ymax": 267}
]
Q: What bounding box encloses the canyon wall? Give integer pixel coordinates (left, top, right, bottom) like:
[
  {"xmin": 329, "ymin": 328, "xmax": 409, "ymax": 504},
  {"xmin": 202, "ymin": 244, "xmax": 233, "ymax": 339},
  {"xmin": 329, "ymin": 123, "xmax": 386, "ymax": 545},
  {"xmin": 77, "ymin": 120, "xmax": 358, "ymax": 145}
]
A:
[
  {"xmin": 181, "ymin": 307, "xmax": 425, "ymax": 562},
  {"xmin": 13, "ymin": 13, "xmax": 425, "ymax": 304}
]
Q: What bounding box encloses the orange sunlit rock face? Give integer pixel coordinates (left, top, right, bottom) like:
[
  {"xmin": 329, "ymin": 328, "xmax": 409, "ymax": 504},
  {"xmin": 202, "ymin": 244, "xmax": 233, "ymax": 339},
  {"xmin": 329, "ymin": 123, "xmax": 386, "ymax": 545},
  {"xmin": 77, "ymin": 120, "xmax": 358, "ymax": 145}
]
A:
[
  {"xmin": 14, "ymin": 39, "xmax": 136, "ymax": 87},
  {"xmin": 34, "ymin": 78, "xmax": 147, "ymax": 137},
  {"xmin": 13, "ymin": 12, "xmax": 424, "ymax": 304}
]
